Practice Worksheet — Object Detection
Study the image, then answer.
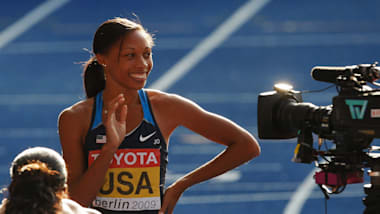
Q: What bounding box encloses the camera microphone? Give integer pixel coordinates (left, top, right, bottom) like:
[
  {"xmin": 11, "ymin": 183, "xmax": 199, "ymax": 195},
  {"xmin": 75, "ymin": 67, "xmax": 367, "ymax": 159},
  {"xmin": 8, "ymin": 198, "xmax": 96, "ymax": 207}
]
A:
[
  {"xmin": 311, "ymin": 66, "xmax": 349, "ymax": 83},
  {"xmin": 311, "ymin": 64, "xmax": 380, "ymax": 83}
]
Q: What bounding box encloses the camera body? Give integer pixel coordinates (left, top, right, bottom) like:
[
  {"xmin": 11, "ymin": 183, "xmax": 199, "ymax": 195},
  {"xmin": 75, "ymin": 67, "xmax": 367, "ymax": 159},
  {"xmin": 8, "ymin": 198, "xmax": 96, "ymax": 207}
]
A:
[
  {"xmin": 257, "ymin": 63, "xmax": 380, "ymax": 197},
  {"xmin": 258, "ymin": 90, "xmax": 380, "ymax": 139}
]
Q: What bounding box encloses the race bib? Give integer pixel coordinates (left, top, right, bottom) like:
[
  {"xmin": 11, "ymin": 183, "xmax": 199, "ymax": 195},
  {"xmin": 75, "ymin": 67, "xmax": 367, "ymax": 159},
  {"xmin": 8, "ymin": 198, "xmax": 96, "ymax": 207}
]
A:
[{"xmin": 89, "ymin": 149, "xmax": 161, "ymax": 211}]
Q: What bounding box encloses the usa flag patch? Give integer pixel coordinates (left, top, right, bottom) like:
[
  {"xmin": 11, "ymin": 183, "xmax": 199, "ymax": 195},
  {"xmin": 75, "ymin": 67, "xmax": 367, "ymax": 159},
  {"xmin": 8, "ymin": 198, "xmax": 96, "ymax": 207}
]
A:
[{"xmin": 96, "ymin": 135, "xmax": 107, "ymax": 144}]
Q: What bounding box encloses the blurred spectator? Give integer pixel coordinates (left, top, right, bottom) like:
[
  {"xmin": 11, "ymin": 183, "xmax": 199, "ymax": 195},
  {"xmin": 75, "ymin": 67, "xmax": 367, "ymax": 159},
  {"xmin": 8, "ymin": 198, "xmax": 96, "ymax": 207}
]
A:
[{"xmin": 0, "ymin": 147, "xmax": 100, "ymax": 214}]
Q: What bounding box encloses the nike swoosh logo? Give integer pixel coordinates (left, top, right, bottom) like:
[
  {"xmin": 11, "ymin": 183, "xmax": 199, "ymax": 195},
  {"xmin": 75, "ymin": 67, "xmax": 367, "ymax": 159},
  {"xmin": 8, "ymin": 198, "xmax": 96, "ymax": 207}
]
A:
[{"xmin": 139, "ymin": 131, "xmax": 156, "ymax": 143}]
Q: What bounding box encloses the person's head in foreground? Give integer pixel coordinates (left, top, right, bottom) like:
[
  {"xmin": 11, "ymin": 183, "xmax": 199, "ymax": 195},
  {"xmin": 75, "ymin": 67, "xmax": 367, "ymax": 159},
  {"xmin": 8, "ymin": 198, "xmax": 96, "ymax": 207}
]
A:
[{"xmin": 1, "ymin": 147, "xmax": 100, "ymax": 214}]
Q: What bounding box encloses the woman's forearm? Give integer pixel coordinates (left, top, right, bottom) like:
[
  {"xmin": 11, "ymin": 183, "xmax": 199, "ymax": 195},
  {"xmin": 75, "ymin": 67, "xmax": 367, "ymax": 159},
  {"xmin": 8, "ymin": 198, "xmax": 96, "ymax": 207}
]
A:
[
  {"xmin": 172, "ymin": 139, "xmax": 259, "ymax": 191},
  {"xmin": 68, "ymin": 146, "xmax": 117, "ymax": 206}
]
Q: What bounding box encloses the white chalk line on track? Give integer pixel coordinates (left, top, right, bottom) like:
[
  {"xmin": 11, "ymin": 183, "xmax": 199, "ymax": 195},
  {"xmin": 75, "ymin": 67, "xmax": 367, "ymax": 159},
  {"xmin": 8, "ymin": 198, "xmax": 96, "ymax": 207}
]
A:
[
  {"xmin": 148, "ymin": 0, "xmax": 271, "ymax": 91},
  {"xmin": 2, "ymin": 33, "xmax": 380, "ymax": 54},
  {"xmin": 0, "ymin": 0, "xmax": 70, "ymax": 50},
  {"xmin": 283, "ymin": 168, "xmax": 318, "ymax": 214},
  {"xmin": 179, "ymin": 188, "xmax": 363, "ymax": 205}
]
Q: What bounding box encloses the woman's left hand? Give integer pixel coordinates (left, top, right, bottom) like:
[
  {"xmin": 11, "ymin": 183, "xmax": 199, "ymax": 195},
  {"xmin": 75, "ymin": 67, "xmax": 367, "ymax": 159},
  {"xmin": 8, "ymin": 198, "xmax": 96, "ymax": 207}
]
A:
[{"xmin": 158, "ymin": 182, "xmax": 185, "ymax": 214}]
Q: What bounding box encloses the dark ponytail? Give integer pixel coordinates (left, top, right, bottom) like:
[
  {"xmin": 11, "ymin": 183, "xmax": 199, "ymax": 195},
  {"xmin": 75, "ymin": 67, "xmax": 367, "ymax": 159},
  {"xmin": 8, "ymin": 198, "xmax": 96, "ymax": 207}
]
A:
[
  {"xmin": 83, "ymin": 17, "xmax": 154, "ymax": 98},
  {"xmin": 4, "ymin": 147, "xmax": 67, "ymax": 214},
  {"xmin": 83, "ymin": 56, "xmax": 105, "ymax": 98}
]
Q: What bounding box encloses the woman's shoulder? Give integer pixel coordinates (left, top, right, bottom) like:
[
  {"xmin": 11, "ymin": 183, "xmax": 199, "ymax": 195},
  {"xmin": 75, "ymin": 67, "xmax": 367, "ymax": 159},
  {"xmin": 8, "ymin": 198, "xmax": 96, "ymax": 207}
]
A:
[
  {"xmin": 0, "ymin": 199, "xmax": 6, "ymax": 214},
  {"xmin": 144, "ymin": 88, "xmax": 201, "ymax": 116},
  {"xmin": 59, "ymin": 98, "xmax": 94, "ymax": 122},
  {"xmin": 58, "ymin": 98, "xmax": 95, "ymax": 132},
  {"xmin": 144, "ymin": 88, "xmax": 187, "ymax": 105},
  {"xmin": 61, "ymin": 198, "xmax": 101, "ymax": 214}
]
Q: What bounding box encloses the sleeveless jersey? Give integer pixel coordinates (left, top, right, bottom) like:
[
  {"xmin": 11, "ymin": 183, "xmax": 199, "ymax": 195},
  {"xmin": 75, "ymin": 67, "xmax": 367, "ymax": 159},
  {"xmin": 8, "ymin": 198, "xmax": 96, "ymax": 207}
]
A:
[{"xmin": 84, "ymin": 89, "xmax": 168, "ymax": 214}]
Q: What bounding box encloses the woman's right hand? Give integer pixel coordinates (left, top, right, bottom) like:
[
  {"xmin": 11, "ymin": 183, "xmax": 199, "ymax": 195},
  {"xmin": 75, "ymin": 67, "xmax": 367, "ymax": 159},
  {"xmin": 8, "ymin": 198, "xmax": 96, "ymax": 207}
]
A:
[
  {"xmin": 58, "ymin": 94, "xmax": 128, "ymax": 206},
  {"xmin": 103, "ymin": 94, "xmax": 128, "ymax": 150}
]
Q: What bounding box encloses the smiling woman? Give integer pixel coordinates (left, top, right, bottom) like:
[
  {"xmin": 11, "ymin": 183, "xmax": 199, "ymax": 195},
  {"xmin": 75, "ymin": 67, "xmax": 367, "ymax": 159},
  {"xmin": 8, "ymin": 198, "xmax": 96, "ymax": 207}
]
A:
[
  {"xmin": 58, "ymin": 17, "xmax": 260, "ymax": 214},
  {"xmin": 82, "ymin": 17, "xmax": 154, "ymax": 98}
]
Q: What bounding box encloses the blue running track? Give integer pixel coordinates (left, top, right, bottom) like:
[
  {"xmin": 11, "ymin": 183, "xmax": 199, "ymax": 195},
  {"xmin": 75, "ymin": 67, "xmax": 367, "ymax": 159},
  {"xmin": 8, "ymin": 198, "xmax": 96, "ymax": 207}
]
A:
[{"xmin": 1, "ymin": 1, "xmax": 380, "ymax": 213}]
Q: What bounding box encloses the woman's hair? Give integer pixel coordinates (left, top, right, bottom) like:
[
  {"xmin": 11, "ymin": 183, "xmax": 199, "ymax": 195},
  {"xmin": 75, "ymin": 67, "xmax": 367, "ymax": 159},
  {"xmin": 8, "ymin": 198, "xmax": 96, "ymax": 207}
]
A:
[
  {"xmin": 4, "ymin": 147, "xmax": 67, "ymax": 214},
  {"xmin": 83, "ymin": 17, "xmax": 154, "ymax": 98}
]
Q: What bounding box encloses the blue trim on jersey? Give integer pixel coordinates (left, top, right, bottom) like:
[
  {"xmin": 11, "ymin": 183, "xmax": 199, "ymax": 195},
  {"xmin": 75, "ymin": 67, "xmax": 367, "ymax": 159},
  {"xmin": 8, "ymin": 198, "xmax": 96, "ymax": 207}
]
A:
[
  {"xmin": 139, "ymin": 89, "xmax": 156, "ymax": 126},
  {"xmin": 91, "ymin": 91, "xmax": 103, "ymax": 130},
  {"xmin": 90, "ymin": 90, "xmax": 155, "ymax": 130}
]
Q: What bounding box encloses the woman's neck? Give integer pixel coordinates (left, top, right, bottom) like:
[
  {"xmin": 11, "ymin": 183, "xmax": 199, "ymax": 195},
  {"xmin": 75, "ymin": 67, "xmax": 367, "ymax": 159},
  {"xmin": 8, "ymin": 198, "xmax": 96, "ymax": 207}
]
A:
[{"xmin": 102, "ymin": 86, "xmax": 141, "ymax": 105}]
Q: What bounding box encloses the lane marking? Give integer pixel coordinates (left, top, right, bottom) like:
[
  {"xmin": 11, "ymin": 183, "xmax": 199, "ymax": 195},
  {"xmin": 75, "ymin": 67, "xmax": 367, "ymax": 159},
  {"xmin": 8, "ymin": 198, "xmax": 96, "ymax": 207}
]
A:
[
  {"xmin": 2, "ymin": 33, "xmax": 380, "ymax": 54},
  {"xmin": 186, "ymin": 181, "xmax": 300, "ymax": 192},
  {"xmin": 0, "ymin": 0, "xmax": 70, "ymax": 49},
  {"xmin": 0, "ymin": 94, "xmax": 81, "ymax": 105},
  {"xmin": 0, "ymin": 92, "xmax": 335, "ymax": 105},
  {"xmin": 166, "ymin": 170, "xmax": 241, "ymax": 184},
  {"xmin": 179, "ymin": 188, "xmax": 363, "ymax": 205},
  {"xmin": 148, "ymin": 0, "xmax": 271, "ymax": 91},
  {"xmin": 167, "ymin": 163, "xmax": 282, "ymax": 176},
  {"xmin": 283, "ymin": 168, "xmax": 318, "ymax": 214},
  {"xmin": 0, "ymin": 128, "xmax": 58, "ymax": 138}
]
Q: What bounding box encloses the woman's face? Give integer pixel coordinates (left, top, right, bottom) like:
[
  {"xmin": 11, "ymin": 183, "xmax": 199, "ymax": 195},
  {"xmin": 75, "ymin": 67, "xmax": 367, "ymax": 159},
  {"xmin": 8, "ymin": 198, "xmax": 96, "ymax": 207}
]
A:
[{"xmin": 101, "ymin": 29, "xmax": 153, "ymax": 90}]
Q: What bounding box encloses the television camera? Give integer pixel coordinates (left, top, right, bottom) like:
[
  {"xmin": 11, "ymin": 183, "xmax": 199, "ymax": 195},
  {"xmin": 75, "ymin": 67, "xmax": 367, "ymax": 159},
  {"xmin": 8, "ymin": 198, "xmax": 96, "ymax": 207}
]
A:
[{"xmin": 257, "ymin": 62, "xmax": 380, "ymax": 213}]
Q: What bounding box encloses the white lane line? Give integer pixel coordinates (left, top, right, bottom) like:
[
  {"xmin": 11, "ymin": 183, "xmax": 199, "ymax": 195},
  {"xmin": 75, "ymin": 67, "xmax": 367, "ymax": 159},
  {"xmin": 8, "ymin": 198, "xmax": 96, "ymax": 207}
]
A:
[
  {"xmin": 168, "ymin": 163, "xmax": 282, "ymax": 176},
  {"xmin": 0, "ymin": 91, "xmax": 333, "ymax": 105},
  {"xmin": 166, "ymin": 170, "xmax": 241, "ymax": 184},
  {"xmin": 0, "ymin": 0, "xmax": 70, "ymax": 49},
  {"xmin": 283, "ymin": 168, "xmax": 318, "ymax": 214},
  {"xmin": 187, "ymin": 181, "xmax": 300, "ymax": 192},
  {"xmin": 0, "ymin": 128, "xmax": 58, "ymax": 138},
  {"xmin": 179, "ymin": 188, "xmax": 363, "ymax": 205},
  {"xmin": 0, "ymin": 40, "xmax": 89, "ymax": 54},
  {"xmin": 148, "ymin": 0, "xmax": 271, "ymax": 91},
  {"xmin": 2, "ymin": 33, "xmax": 380, "ymax": 54},
  {"xmin": 180, "ymin": 192, "xmax": 293, "ymax": 204},
  {"xmin": 0, "ymin": 94, "xmax": 81, "ymax": 105}
]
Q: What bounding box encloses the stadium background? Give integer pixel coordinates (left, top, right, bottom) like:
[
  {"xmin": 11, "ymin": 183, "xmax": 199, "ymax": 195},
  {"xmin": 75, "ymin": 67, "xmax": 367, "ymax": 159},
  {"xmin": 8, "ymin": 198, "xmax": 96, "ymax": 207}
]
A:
[{"xmin": 1, "ymin": 0, "xmax": 380, "ymax": 213}]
